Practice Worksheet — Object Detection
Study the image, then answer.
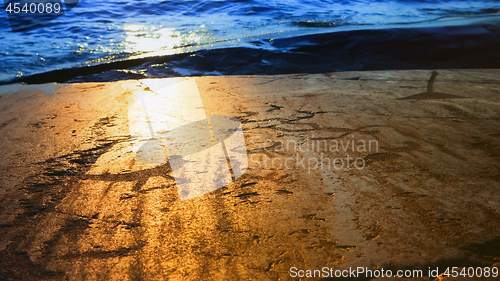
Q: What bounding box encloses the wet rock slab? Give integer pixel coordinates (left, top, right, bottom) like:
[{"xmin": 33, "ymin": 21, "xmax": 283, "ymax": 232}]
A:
[{"xmin": 0, "ymin": 70, "xmax": 499, "ymax": 280}]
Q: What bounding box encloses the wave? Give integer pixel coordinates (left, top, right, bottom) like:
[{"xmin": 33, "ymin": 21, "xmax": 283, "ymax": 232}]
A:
[
  {"xmin": 2, "ymin": 16, "xmax": 499, "ymax": 85},
  {"xmin": 1, "ymin": 0, "xmax": 500, "ymax": 81}
]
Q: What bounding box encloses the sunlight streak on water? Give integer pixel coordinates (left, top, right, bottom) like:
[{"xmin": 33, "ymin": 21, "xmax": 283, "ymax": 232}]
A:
[{"xmin": 0, "ymin": 0, "xmax": 499, "ymax": 82}]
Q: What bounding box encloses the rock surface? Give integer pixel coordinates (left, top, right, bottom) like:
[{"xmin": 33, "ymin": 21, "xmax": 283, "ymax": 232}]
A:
[{"xmin": 0, "ymin": 70, "xmax": 499, "ymax": 280}]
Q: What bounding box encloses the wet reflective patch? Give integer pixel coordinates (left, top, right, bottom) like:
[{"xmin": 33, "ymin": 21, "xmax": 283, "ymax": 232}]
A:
[{"xmin": 129, "ymin": 79, "xmax": 248, "ymax": 200}]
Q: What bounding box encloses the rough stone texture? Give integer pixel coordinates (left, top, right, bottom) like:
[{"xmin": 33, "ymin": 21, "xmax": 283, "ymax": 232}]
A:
[{"xmin": 0, "ymin": 70, "xmax": 499, "ymax": 280}]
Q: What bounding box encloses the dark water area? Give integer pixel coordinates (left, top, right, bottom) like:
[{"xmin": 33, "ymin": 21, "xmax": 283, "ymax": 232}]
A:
[
  {"xmin": 6, "ymin": 24, "xmax": 500, "ymax": 84},
  {"xmin": 0, "ymin": 0, "xmax": 499, "ymax": 84}
]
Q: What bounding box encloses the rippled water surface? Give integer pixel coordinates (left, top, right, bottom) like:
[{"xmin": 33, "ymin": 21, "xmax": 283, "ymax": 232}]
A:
[{"xmin": 0, "ymin": 0, "xmax": 499, "ymax": 82}]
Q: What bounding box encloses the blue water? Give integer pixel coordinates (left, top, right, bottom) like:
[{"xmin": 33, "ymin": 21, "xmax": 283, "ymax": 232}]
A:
[{"xmin": 0, "ymin": 0, "xmax": 499, "ymax": 82}]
